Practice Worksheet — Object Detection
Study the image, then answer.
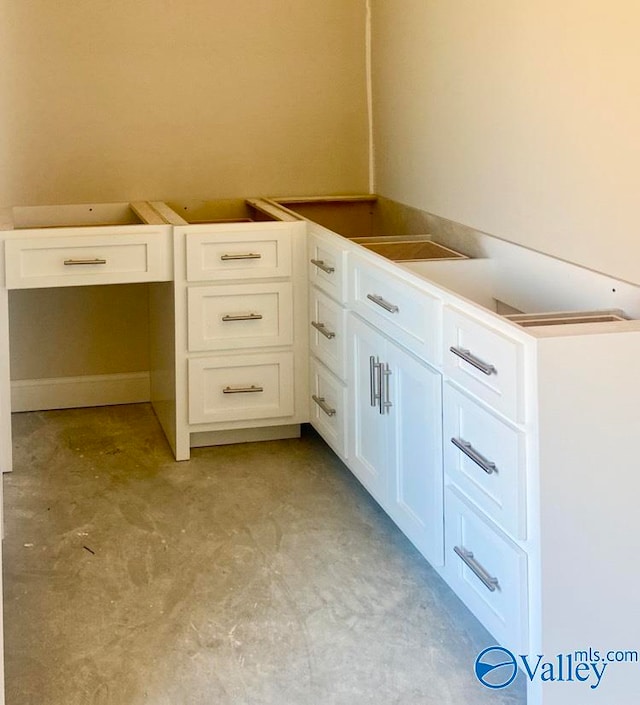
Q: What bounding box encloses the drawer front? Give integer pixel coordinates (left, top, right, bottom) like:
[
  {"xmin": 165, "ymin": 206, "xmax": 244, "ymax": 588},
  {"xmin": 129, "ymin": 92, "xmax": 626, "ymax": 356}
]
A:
[
  {"xmin": 188, "ymin": 283, "xmax": 293, "ymax": 352},
  {"xmin": 4, "ymin": 228, "xmax": 172, "ymax": 289},
  {"xmin": 443, "ymin": 487, "xmax": 528, "ymax": 655},
  {"xmin": 309, "ymin": 286, "xmax": 347, "ymax": 380},
  {"xmin": 308, "ymin": 231, "xmax": 348, "ymax": 303},
  {"xmin": 443, "ymin": 307, "xmax": 523, "ymax": 422},
  {"xmin": 183, "ymin": 224, "xmax": 292, "ymax": 281},
  {"xmin": 443, "ymin": 383, "xmax": 526, "ymax": 539},
  {"xmin": 350, "ymin": 252, "xmax": 440, "ymax": 363},
  {"xmin": 309, "ymin": 358, "xmax": 347, "ymax": 459},
  {"xmin": 188, "ymin": 352, "xmax": 294, "ymax": 424}
]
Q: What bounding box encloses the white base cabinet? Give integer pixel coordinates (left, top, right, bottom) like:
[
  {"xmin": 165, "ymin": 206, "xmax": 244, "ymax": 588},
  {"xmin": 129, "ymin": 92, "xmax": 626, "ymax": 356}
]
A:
[{"xmin": 264, "ymin": 195, "xmax": 640, "ymax": 705}]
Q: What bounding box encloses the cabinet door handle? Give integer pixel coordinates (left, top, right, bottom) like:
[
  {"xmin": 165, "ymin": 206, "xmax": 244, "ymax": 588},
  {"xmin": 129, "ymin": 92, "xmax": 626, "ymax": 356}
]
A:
[
  {"xmin": 369, "ymin": 355, "xmax": 381, "ymax": 407},
  {"xmin": 449, "ymin": 346, "xmax": 497, "ymax": 376},
  {"xmin": 221, "ymin": 313, "xmax": 263, "ymax": 322},
  {"xmin": 366, "ymin": 293, "xmax": 399, "ymax": 314},
  {"xmin": 451, "ymin": 437, "xmax": 497, "ymax": 475},
  {"xmin": 311, "ymin": 321, "xmax": 336, "ymax": 339},
  {"xmin": 310, "ymin": 258, "xmax": 335, "ymax": 274},
  {"xmin": 453, "ymin": 546, "xmax": 500, "ymax": 592},
  {"xmin": 222, "ymin": 385, "xmax": 264, "ymax": 394},
  {"xmin": 379, "ymin": 363, "xmax": 392, "ymax": 415},
  {"xmin": 312, "ymin": 394, "xmax": 336, "ymax": 417},
  {"xmin": 220, "ymin": 253, "xmax": 261, "ymax": 261},
  {"xmin": 63, "ymin": 258, "xmax": 107, "ymax": 266}
]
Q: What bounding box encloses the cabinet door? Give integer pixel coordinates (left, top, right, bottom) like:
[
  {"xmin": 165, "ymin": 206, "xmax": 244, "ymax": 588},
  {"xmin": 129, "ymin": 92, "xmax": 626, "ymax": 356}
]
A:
[
  {"xmin": 347, "ymin": 315, "xmax": 388, "ymax": 502},
  {"xmin": 386, "ymin": 343, "xmax": 444, "ymax": 567}
]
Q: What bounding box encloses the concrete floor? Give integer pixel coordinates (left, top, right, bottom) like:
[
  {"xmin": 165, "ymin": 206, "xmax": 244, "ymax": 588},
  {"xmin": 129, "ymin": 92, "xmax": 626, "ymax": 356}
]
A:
[{"xmin": 4, "ymin": 404, "xmax": 526, "ymax": 705}]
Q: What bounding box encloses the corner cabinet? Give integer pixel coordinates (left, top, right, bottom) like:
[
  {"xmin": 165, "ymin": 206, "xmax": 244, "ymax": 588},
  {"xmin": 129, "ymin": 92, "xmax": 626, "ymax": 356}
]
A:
[{"xmin": 347, "ymin": 314, "xmax": 444, "ymax": 567}]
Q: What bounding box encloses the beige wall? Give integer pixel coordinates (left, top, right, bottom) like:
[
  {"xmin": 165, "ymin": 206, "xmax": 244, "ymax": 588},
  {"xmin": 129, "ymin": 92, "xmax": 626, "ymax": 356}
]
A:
[
  {"xmin": 1, "ymin": 1, "xmax": 369, "ymax": 384},
  {"xmin": 0, "ymin": 0, "xmax": 369, "ymax": 205},
  {"xmin": 372, "ymin": 0, "xmax": 640, "ymax": 284}
]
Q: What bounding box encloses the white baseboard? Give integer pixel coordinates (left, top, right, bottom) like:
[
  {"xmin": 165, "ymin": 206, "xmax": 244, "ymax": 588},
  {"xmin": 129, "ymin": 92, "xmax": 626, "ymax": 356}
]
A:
[{"xmin": 11, "ymin": 372, "xmax": 151, "ymax": 412}]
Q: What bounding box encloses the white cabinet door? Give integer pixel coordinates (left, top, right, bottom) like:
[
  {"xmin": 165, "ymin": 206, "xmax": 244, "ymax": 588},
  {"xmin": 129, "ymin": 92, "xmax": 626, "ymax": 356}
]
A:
[
  {"xmin": 386, "ymin": 343, "xmax": 444, "ymax": 567},
  {"xmin": 347, "ymin": 315, "xmax": 389, "ymax": 502},
  {"xmin": 347, "ymin": 313, "xmax": 444, "ymax": 566}
]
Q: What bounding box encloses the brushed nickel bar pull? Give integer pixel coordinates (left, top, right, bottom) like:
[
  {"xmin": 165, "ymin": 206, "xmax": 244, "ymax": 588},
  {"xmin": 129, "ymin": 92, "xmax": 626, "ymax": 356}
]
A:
[
  {"xmin": 449, "ymin": 346, "xmax": 497, "ymax": 376},
  {"xmin": 311, "ymin": 321, "xmax": 336, "ymax": 339},
  {"xmin": 379, "ymin": 363, "xmax": 392, "ymax": 415},
  {"xmin": 220, "ymin": 253, "xmax": 261, "ymax": 261},
  {"xmin": 312, "ymin": 395, "xmax": 336, "ymax": 417},
  {"xmin": 369, "ymin": 355, "xmax": 381, "ymax": 407},
  {"xmin": 454, "ymin": 546, "xmax": 500, "ymax": 592},
  {"xmin": 310, "ymin": 258, "xmax": 335, "ymax": 274},
  {"xmin": 63, "ymin": 258, "xmax": 107, "ymax": 266},
  {"xmin": 221, "ymin": 313, "xmax": 263, "ymax": 322},
  {"xmin": 451, "ymin": 437, "xmax": 497, "ymax": 475},
  {"xmin": 367, "ymin": 293, "xmax": 399, "ymax": 314},
  {"xmin": 222, "ymin": 385, "xmax": 264, "ymax": 394}
]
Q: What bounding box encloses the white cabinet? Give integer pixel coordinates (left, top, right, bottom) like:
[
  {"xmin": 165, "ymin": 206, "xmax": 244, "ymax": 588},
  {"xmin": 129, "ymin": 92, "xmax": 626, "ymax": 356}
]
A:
[
  {"xmin": 148, "ymin": 205, "xmax": 308, "ymax": 461},
  {"xmin": 348, "ymin": 314, "xmax": 444, "ymax": 567}
]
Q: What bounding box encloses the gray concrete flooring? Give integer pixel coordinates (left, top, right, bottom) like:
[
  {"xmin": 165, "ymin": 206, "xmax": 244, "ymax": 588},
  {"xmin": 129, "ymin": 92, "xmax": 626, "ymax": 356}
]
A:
[{"xmin": 4, "ymin": 404, "xmax": 526, "ymax": 704}]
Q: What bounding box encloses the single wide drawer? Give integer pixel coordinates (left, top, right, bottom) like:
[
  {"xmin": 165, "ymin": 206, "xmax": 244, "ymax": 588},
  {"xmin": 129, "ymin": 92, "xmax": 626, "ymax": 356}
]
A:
[
  {"xmin": 309, "ymin": 357, "xmax": 347, "ymax": 459},
  {"xmin": 443, "ymin": 487, "xmax": 528, "ymax": 655},
  {"xmin": 183, "ymin": 223, "xmax": 292, "ymax": 282},
  {"xmin": 188, "ymin": 352, "xmax": 294, "ymax": 424},
  {"xmin": 349, "ymin": 251, "xmax": 440, "ymax": 363},
  {"xmin": 309, "ymin": 286, "xmax": 347, "ymax": 380},
  {"xmin": 443, "ymin": 307, "xmax": 523, "ymax": 422},
  {"xmin": 308, "ymin": 229, "xmax": 348, "ymax": 304},
  {"xmin": 4, "ymin": 228, "xmax": 172, "ymax": 289},
  {"xmin": 188, "ymin": 282, "xmax": 293, "ymax": 352},
  {"xmin": 443, "ymin": 383, "xmax": 526, "ymax": 539}
]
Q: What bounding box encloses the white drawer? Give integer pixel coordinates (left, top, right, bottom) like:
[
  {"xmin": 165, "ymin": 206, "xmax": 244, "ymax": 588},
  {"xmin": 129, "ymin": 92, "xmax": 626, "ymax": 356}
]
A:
[
  {"xmin": 443, "ymin": 383, "xmax": 526, "ymax": 539},
  {"xmin": 309, "ymin": 286, "xmax": 347, "ymax": 380},
  {"xmin": 349, "ymin": 251, "xmax": 441, "ymax": 363},
  {"xmin": 443, "ymin": 307, "xmax": 523, "ymax": 422},
  {"xmin": 443, "ymin": 487, "xmax": 528, "ymax": 655},
  {"xmin": 309, "ymin": 358, "xmax": 347, "ymax": 459},
  {"xmin": 188, "ymin": 352, "xmax": 294, "ymax": 424},
  {"xmin": 308, "ymin": 230, "xmax": 348, "ymax": 303},
  {"xmin": 183, "ymin": 223, "xmax": 292, "ymax": 282},
  {"xmin": 187, "ymin": 282, "xmax": 293, "ymax": 352},
  {"xmin": 4, "ymin": 227, "xmax": 172, "ymax": 289}
]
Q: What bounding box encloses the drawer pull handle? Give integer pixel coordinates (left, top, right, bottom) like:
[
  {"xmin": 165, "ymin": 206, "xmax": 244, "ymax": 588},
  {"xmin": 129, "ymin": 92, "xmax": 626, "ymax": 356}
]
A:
[
  {"xmin": 222, "ymin": 385, "xmax": 264, "ymax": 394},
  {"xmin": 454, "ymin": 546, "xmax": 500, "ymax": 592},
  {"xmin": 369, "ymin": 355, "xmax": 381, "ymax": 407},
  {"xmin": 311, "ymin": 321, "xmax": 336, "ymax": 339},
  {"xmin": 220, "ymin": 253, "xmax": 262, "ymax": 261},
  {"xmin": 63, "ymin": 258, "xmax": 107, "ymax": 266},
  {"xmin": 451, "ymin": 437, "xmax": 497, "ymax": 475},
  {"xmin": 312, "ymin": 395, "xmax": 336, "ymax": 417},
  {"xmin": 367, "ymin": 293, "xmax": 399, "ymax": 314},
  {"xmin": 310, "ymin": 258, "xmax": 335, "ymax": 274},
  {"xmin": 379, "ymin": 363, "xmax": 392, "ymax": 415},
  {"xmin": 449, "ymin": 346, "xmax": 497, "ymax": 376},
  {"xmin": 221, "ymin": 313, "xmax": 263, "ymax": 322}
]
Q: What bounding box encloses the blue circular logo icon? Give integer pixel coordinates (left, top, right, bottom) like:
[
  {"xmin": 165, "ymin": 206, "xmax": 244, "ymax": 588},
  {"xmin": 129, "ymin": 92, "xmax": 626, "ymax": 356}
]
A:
[{"xmin": 475, "ymin": 646, "xmax": 518, "ymax": 689}]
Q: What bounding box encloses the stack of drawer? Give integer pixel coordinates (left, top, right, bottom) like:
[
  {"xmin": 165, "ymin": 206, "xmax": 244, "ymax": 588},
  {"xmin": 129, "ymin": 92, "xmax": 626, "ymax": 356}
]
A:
[
  {"xmin": 183, "ymin": 226, "xmax": 297, "ymax": 426},
  {"xmin": 307, "ymin": 226, "xmax": 350, "ymax": 459},
  {"xmin": 441, "ymin": 306, "xmax": 529, "ymax": 654}
]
